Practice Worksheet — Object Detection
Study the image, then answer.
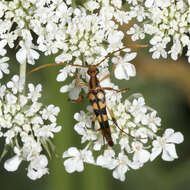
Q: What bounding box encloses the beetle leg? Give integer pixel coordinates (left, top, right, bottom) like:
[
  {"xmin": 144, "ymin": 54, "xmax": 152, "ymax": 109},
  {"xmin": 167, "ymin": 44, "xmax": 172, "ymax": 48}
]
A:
[
  {"xmin": 91, "ymin": 112, "xmax": 96, "ymax": 130},
  {"xmin": 71, "ymin": 95, "xmax": 85, "ymax": 103},
  {"xmin": 100, "ymin": 64, "xmax": 116, "ymax": 82},
  {"xmin": 107, "ymin": 107, "xmax": 137, "ymax": 139},
  {"xmin": 74, "ymin": 72, "xmax": 88, "ymax": 87},
  {"xmin": 102, "ymin": 135, "xmax": 106, "ymax": 151}
]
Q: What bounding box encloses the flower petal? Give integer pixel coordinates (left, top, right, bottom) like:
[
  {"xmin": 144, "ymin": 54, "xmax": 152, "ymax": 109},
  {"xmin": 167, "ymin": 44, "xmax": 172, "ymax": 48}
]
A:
[
  {"xmin": 4, "ymin": 155, "xmax": 22, "ymax": 172},
  {"xmin": 124, "ymin": 52, "xmax": 137, "ymax": 62},
  {"xmin": 165, "ymin": 144, "xmax": 178, "ymax": 160},
  {"xmin": 76, "ymin": 160, "xmax": 84, "ymax": 172},
  {"xmin": 138, "ymin": 149, "xmax": 150, "ymax": 163},
  {"xmin": 145, "ymin": 0, "xmax": 154, "ymax": 8},
  {"xmin": 68, "ymin": 147, "xmax": 80, "ymax": 156},
  {"xmin": 162, "ymin": 148, "xmax": 174, "ymax": 161},
  {"xmin": 167, "ymin": 132, "xmax": 184, "ymax": 144},
  {"xmin": 64, "ymin": 158, "xmax": 76, "ymax": 173},
  {"xmin": 164, "ymin": 128, "xmax": 175, "ymax": 139},
  {"xmin": 114, "ymin": 63, "xmax": 136, "ymax": 80},
  {"xmin": 16, "ymin": 48, "xmax": 27, "ymax": 64},
  {"xmin": 150, "ymin": 146, "xmax": 162, "ymax": 161}
]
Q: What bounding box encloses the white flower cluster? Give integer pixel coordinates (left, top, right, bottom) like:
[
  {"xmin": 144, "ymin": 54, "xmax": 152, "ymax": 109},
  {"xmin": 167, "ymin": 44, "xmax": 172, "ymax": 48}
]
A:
[
  {"xmin": 0, "ymin": 0, "xmax": 133, "ymax": 78},
  {"xmin": 50, "ymin": 0, "xmax": 137, "ymax": 96},
  {"xmin": 0, "ymin": 75, "xmax": 61, "ymax": 180},
  {"xmin": 62, "ymin": 93, "xmax": 184, "ymax": 181},
  {"xmin": 126, "ymin": 0, "xmax": 190, "ymax": 62}
]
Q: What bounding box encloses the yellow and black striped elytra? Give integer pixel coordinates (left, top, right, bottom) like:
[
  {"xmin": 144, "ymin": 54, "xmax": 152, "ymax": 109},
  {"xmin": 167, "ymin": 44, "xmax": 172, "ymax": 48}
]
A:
[{"xmin": 88, "ymin": 87, "xmax": 114, "ymax": 146}]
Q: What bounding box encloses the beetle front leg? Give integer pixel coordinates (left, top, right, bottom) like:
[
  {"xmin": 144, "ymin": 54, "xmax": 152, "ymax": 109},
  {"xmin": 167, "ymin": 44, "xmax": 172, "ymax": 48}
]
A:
[
  {"xmin": 71, "ymin": 95, "xmax": 84, "ymax": 103},
  {"xmin": 74, "ymin": 72, "xmax": 88, "ymax": 87},
  {"xmin": 100, "ymin": 64, "xmax": 116, "ymax": 82}
]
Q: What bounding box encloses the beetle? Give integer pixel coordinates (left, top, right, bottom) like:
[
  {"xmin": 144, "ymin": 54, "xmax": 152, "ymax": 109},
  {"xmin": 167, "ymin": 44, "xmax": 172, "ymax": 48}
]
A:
[
  {"xmin": 28, "ymin": 44, "xmax": 147, "ymax": 146},
  {"xmin": 77, "ymin": 64, "xmax": 127, "ymax": 146}
]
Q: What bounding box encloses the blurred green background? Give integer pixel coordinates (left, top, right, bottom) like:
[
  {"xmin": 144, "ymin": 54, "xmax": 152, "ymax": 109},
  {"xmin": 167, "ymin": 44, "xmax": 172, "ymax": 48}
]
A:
[{"xmin": 0, "ymin": 47, "xmax": 190, "ymax": 190}]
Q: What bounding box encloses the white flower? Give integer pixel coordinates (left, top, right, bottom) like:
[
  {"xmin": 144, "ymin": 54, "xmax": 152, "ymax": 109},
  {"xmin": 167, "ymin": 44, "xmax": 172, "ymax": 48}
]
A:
[
  {"xmin": 0, "ymin": 57, "xmax": 10, "ymax": 79},
  {"xmin": 145, "ymin": 0, "xmax": 154, "ymax": 8},
  {"xmin": 74, "ymin": 122, "xmax": 97, "ymax": 143},
  {"xmin": 40, "ymin": 104, "xmax": 60, "ymax": 123},
  {"xmin": 97, "ymin": 149, "xmax": 117, "ymax": 170},
  {"xmin": 127, "ymin": 24, "xmax": 145, "ymax": 41},
  {"xmin": 84, "ymin": 1, "xmax": 100, "ymax": 12},
  {"xmin": 169, "ymin": 40, "xmax": 182, "ymax": 60},
  {"xmin": 14, "ymin": 113, "xmax": 25, "ymax": 125},
  {"xmin": 0, "ymin": 84, "xmax": 6, "ymax": 99},
  {"xmin": 119, "ymin": 137, "xmax": 131, "ymax": 152},
  {"xmin": 5, "ymin": 93, "xmax": 17, "ymax": 105},
  {"xmin": 128, "ymin": 97, "xmax": 147, "ymax": 124},
  {"xmin": 28, "ymin": 83, "xmax": 42, "ymax": 102},
  {"xmin": 113, "ymin": 53, "xmax": 136, "ymax": 80},
  {"xmin": 131, "ymin": 5, "xmax": 146, "ymax": 22},
  {"xmin": 112, "ymin": 153, "xmax": 129, "ymax": 181},
  {"xmin": 4, "ymin": 155, "xmax": 22, "ymax": 172},
  {"xmin": 112, "ymin": 152, "xmax": 140, "ymax": 181},
  {"xmin": 4, "ymin": 147, "xmax": 22, "ymax": 172},
  {"xmin": 108, "ymin": 31, "xmax": 124, "ymax": 46},
  {"xmin": 16, "ymin": 40, "xmax": 40, "ymax": 65},
  {"xmin": 145, "ymin": 111, "xmax": 161, "ymax": 132},
  {"xmin": 27, "ymin": 155, "xmax": 48, "ymax": 180},
  {"xmin": 146, "ymin": 0, "xmax": 171, "ymax": 8},
  {"xmin": 35, "ymin": 123, "xmax": 61, "ymax": 138},
  {"xmin": 7, "ymin": 75, "xmax": 21, "ymax": 94},
  {"xmin": 24, "ymin": 102, "xmax": 42, "ymax": 117},
  {"xmin": 113, "ymin": 0, "xmax": 123, "ymax": 8},
  {"xmin": 56, "ymin": 68, "xmax": 68, "ymax": 82},
  {"xmin": 63, "ymin": 147, "xmax": 94, "ymax": 173},
  {"xmin": 150, "ymin": 128, "xmax": 184, "ymax": 161},
  {"xmin": 132, "ymin": 142, "xmax": 150, "ymax": 163},
  {"xmin": 0, "ymin": 40, "xmax": 7, "ymax": 56}
]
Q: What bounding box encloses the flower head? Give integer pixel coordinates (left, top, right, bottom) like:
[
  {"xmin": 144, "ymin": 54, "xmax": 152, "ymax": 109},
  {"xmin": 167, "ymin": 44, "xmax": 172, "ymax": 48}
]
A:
[
  {"xmin": 62, "ymin": 92, "xmax": 184, "ymax": 181},
  {"xmin": 1, "ymin": 75, "xmax": 62, "ymax": 180},
  {"xmin": 127, "ymin": 0, "xmax": 190, "ymax": 62}
]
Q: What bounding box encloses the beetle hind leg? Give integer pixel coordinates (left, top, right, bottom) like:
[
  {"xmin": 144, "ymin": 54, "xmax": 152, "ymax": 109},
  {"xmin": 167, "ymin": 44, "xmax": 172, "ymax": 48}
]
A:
[{"xmin": 107, "ymin": 107, "xmax": 137, "ymax": 139}]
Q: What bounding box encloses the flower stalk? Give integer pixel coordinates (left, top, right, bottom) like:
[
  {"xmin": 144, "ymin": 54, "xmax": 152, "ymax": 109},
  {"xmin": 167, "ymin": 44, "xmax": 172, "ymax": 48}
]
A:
[{"xmin": 19, "ymin": 61, "xmax": 26, "ymax": 94}]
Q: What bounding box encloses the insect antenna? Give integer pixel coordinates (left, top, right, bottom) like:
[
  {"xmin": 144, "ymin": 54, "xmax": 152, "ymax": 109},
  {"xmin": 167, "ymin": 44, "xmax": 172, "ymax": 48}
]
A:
[
  {"xmin": 95, "ymin": 43, "xmax": 147, "ymax": 67},
  {"xmin": 28, "ymin": 43, "xmax": 147, "ymax": 75},
  {"xmin": 28, "ymin": 62, "xmax": 89, "ymax": 75}
]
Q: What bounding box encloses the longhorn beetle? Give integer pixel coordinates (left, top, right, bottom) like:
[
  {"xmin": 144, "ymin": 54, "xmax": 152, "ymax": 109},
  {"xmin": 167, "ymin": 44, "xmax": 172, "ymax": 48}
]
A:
[{"xmin": 29, "ymin": 44, "xmax": 147, "ymax": 147}]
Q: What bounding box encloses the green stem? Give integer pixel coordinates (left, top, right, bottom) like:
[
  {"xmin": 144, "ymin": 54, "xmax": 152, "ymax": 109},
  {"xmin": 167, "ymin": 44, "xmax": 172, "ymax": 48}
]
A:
[{"xmin": 19, "ymin": 61, "xmax": 26, "ymax": 94}]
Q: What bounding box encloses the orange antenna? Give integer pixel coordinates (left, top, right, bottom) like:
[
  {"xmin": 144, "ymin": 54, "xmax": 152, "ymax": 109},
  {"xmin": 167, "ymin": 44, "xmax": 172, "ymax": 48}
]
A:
[
  {"xmin": 28, "ymin": 43, "xmax": 147, "ymax": 75},
  {"xmin": 95, "ymin": 43, "xmax": 147, "ymax": 67},
  {"xmin": 28, "ymin": 62, "xmax": 89, "ymax": 75}
]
